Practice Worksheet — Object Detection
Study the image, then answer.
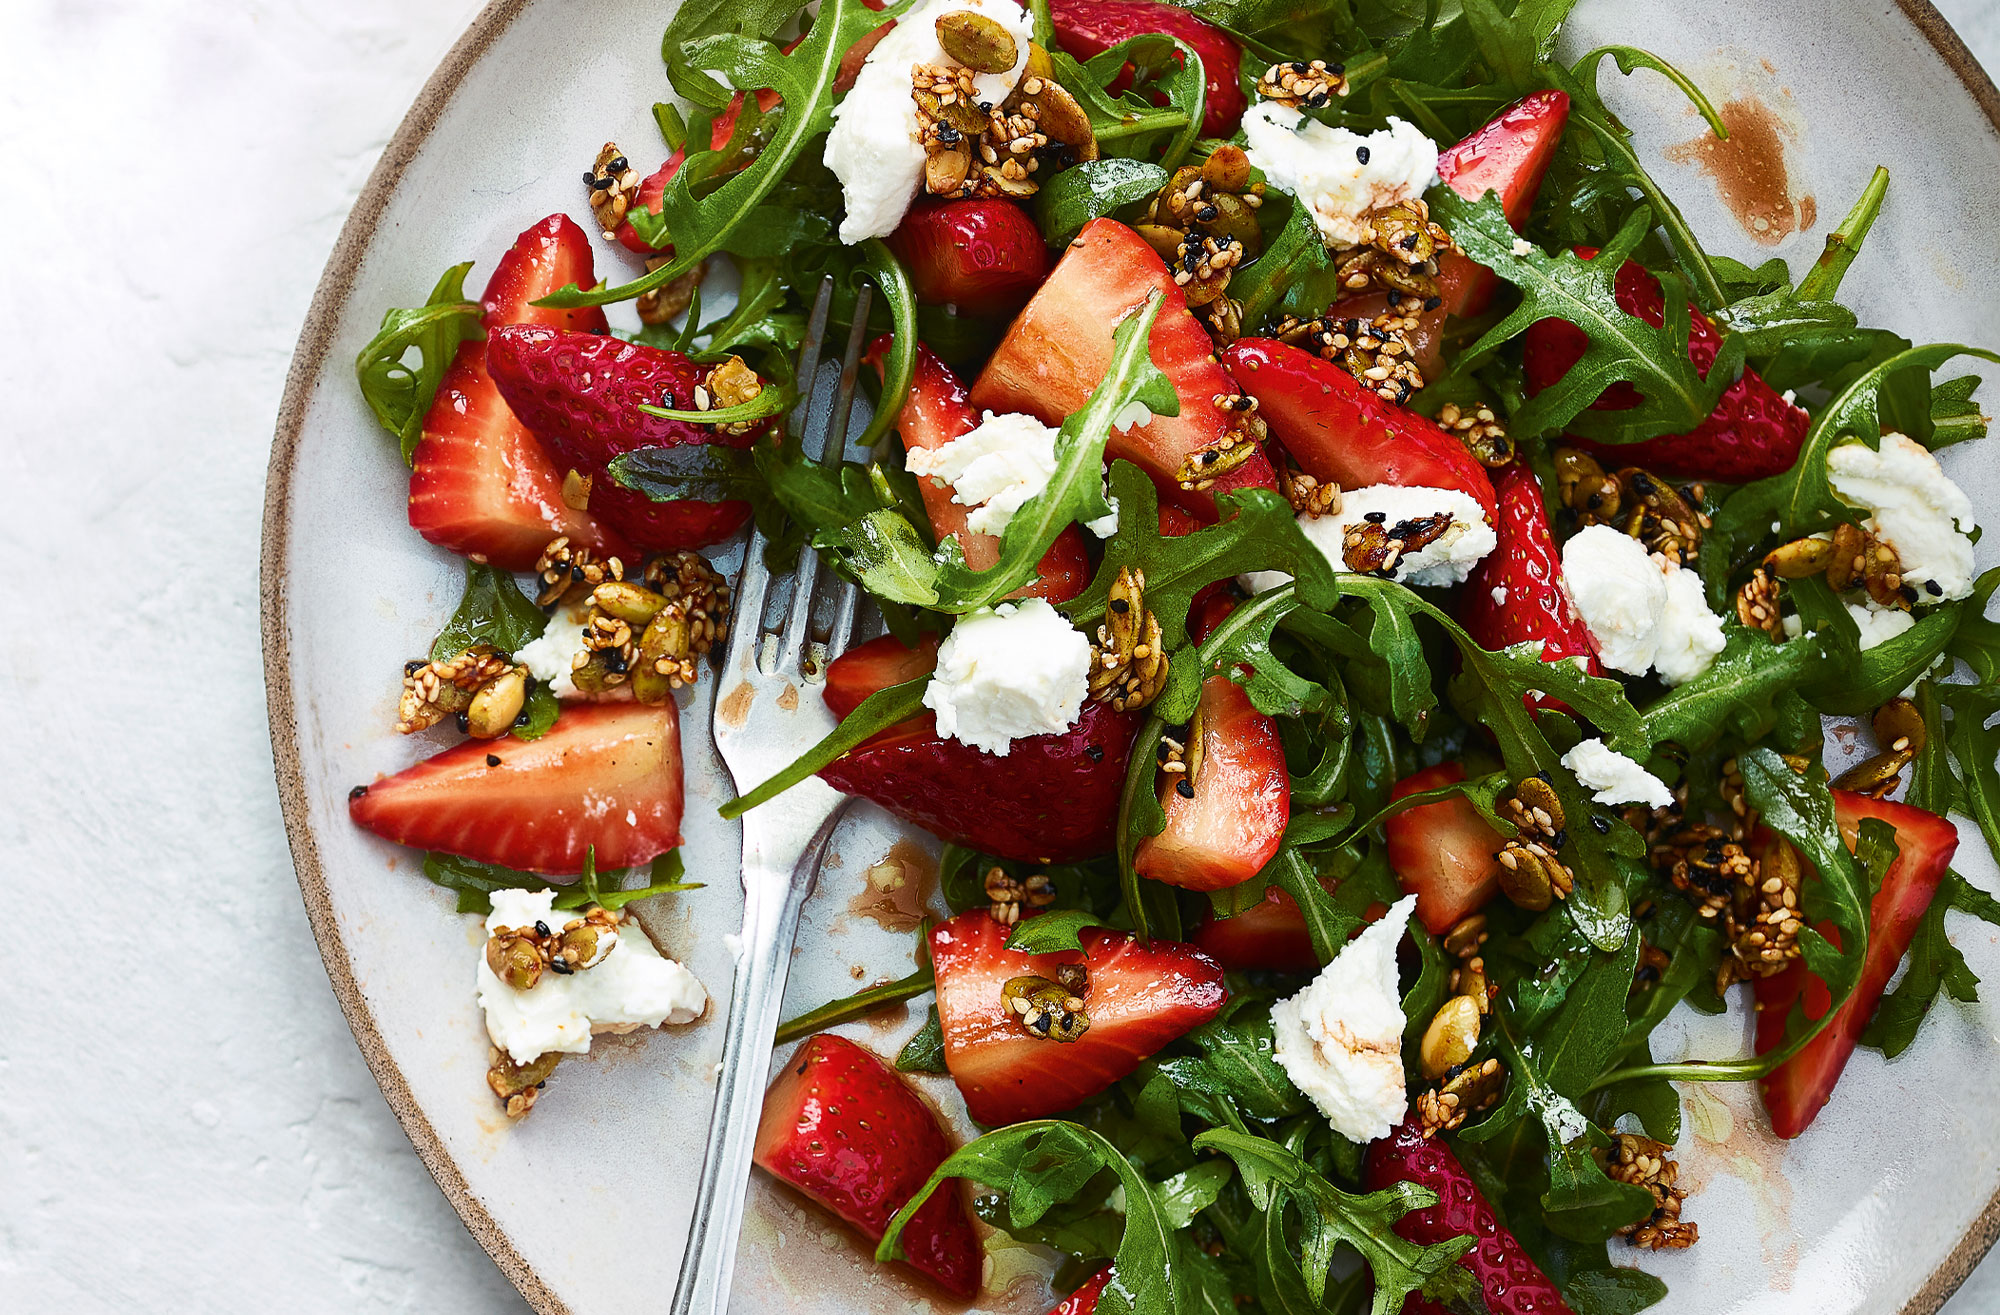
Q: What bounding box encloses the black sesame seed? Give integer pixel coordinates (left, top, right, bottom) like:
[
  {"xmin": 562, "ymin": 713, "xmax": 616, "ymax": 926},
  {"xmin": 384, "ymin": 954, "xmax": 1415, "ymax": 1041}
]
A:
[
  {"xmin": 1197, "ymin": 204, "xmax": 1219, "ymax": 222},
  {"xmin": 535, "ymin": 921, "xmax": 551, "ymax": 937},
  {"xmin": 1550, "ymin": 828, "xmax": 1568, "ymax": 850},
  {"xmin": 487, "ymin": 753, "xmax": 502, "ymax": 767},
  {"xmin": 349, "ymin": 784, "xmax": 368, "ymax": 801},
  {"xmin": 604, "ymin": 651, "xmax": 628, "ymax": 673},
  {"xmin": 1424, "ymin": 296, "xmax": 1442, "ymax": 311},
  {"xmin": 582, "ymin": 171, "xmax": 599, "ymax": 187},
  {"xmin": 405, "ymin": 659, "xmax": 425, "ymax": 676},
  {"xmin": 1086, "ymin": 744, "xmax": 1105, "ymax": 763},
  {"xmin": 456, "ymin": 711, "xmax": 470, "ymax": 733},
  {"xmin": 1590, "ymin": 815, "xmax": 1611, "ymax": 835},
  {"xmin": 1926, "ymin": 580, "xmax": 1944, "ymax": 596},
  {"xmin": 1355, "ymin": 145, "xmax": 1371, "ymax": 165},
  {"xmin": 1330, "ymin": 62, "xmax": 1345, "ymax": 74},
  {"xmin": 607, "ymin": 155, "xmax": 627, "ymax": 173},
  {"xmin": 1110, "ymin": 597, "xmax": 1130, "ymax": 613},
  {"xmin": 1901, "ymin": 584, "xmax": 1920, "ymax": 602},
  {"xmin": 1365, "ymin": 510, "xmax": 1388, "ymax": 523},
  {"xmin": 1400, "ymin": 232, "xmax": 1419, "ymax": 251},
  {"xmin": 1290, "ymin": 60, "xmax": 1308, "ymax": 73},
  {"xmin": 550, "ymin": 959, "xmax": 574, "ymax": 975},
  {"xmin": 1176, "ymin": 779, "xmax": 1197, "ymax": 798},
  {"xmin": 1535, "ymin": 770, "xmax": 1553, "ymax": 783}
]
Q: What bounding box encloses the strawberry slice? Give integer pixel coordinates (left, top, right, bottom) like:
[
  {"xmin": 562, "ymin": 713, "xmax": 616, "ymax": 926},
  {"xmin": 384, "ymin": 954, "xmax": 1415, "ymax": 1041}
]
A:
[
  {"xmin": 1193, "ymin": 886, "xmax": 1317, "ymax": 973},
  {"xmin": 1363, "ymin": 1113, "xmax": 1576, "ymax": 1315},
  {"xmin": 1383, "ymin": 763, "xmax": 1504, "ymax": 935},
  {"xmin": 1222, "ymin": 337, "xmax": 1497, "ymax": 519},
  {"xmin": 1049, "ymin": 0, "xmax": 1245, "ymax": 138},
  {"xmin": 1461, "ymin": 463, "xmax": 1599, "ymax": 674},
  {"xmin": 408, "ymin": 215, "xmax": 627, "ymax": 570},
  {"xmin": 753, "ymin": 1034, "xmax": 981, "ymax": 1297},
  {"xmin": 1520, "ymin": 251, "xmax": 1810, "ymax": 482},
  {"xmin": 1046, "ymin": 1267, "xmax": 1114, "ymax": 1314},
  {"xmin": 486, "ymin": 325, "xmax": 762, "ymax": 550},
  {"xmin": 868, "ymin": 336, "xmax": 1089, "ymax": 602},
  {"xmin": 971, "ymin": 218, "xmax": 1278, "ymax": 517},
  {"xmin": 888, "ymin": 199, "xmax": 1051, "ymax": 319},
  {"xmin": 1755, "ymin": 791, "xmax": 1961, "ymax": 1138},
  {"xmin": 348, "ymin": 702, "xmax": 682, "ymax": 875},
  {"xmin": 825, "ymin": 634, "xmax": 943, "ymax": 724},
  {"xmin": 1133, "ymin": 596, "xmax": 1288, "ymax": 891},
  {"xmin": 929, "ymin": 909, "xmax": 1227, "ymax": 1124}
]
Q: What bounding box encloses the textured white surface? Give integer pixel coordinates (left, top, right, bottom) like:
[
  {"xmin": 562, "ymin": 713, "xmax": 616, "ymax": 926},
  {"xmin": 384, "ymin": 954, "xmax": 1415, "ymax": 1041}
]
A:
[{"xmin": 4, "ymin": 2, "xmax": 2000, "ymax": 1314}]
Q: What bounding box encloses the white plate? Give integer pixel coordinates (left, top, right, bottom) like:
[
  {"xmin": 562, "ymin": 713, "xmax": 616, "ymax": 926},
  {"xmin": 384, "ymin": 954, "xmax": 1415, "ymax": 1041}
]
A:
[{"xmin": 263, "ymin": 1, "xmax": 2000, "ymax": 1311}]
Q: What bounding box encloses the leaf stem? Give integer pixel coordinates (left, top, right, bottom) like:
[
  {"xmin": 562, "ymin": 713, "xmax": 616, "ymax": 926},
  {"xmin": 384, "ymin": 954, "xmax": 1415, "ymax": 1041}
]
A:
[
  {"xmin": 1796, "ymin": 166, "xmax": 1889, "ymax": 302},
  {"xmin": 719, "ymin": 675, "xmax": 931, "ymax": 818},
  {"xmin": 775, "ymin": 962, "xmax": 934, "ymax": 1045},
  {"xmin": 853, "ymin": 238, "xmax": 916, "ymax": 450}
]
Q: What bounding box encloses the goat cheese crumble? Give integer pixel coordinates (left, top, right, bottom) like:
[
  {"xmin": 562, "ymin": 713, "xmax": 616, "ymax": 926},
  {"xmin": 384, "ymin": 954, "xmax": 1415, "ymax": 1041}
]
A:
[
  {"xmin": 1561, "ymin": 738, "xmax": 1674, "ymax": 809},
  {"xmin": 477, "ymin": 889, "xmax": 707, "ymax": 1066},
  {"xmin": 1826, "ymin": 432, "xmax": 1978, "ymax": 600},
  {"xmin": 516, "ymin": 606, "xmax": 590, "ymax": 698},
  {"xmin": 922, "ymin": 599, "xmax": 1091, "ymax": 756},
  {"xmin": 1562, "ymin": 524, "xmax": 1724, "ymax": 685},
  {"xmin": 1846, "ymin": 599, "xmax": 1918, "ymax": 650},
  {"xmin": 906, "ymin": 411, "xmax": 1059, "ymax": 537},
  {"xmin": 823, "ymin": 0, "xmax": 1031, "ymax": 243},
  {"xmin": 1241, "ymin": 104, "xmax": 1440, "ymax": 247},
  {"xmin": 1242, "ymin": 484, "xmax": 1496, "ymax": 592},
  {"xmin": 1270, "ymin": 894, "xmax": 1416, "ymax": 1142}
]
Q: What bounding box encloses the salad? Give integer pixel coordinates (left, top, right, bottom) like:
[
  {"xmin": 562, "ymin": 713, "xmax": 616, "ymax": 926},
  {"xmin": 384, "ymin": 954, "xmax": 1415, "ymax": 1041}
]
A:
[{"xmin": 343, "ymin": 0, "xmax": 2000, "ymax": 1310}]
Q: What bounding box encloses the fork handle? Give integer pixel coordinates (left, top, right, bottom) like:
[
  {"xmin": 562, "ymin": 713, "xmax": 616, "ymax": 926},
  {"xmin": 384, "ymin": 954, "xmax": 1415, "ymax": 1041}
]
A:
[{"xmin": 670, "ymin": 801, "xmax": 851, "ymax": 1315}]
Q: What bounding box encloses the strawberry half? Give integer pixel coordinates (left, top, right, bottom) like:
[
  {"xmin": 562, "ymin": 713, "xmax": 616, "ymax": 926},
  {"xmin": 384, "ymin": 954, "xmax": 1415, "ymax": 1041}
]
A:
[
  {"xmin": 485, "ymin": 326, "xmax": 761, "ymax": 551},
  {"xmin": 972, "ymin": 218, "xmax": 1278, "ymax": 518},
  {"xmin": 888, "ymin": 199, "xmax": 1051, "ymax": 319},
  {"xmin": 408, "ymin": 215, "xmax": 627, "ymax": 570},
  {"xmin": 753, "ymin": 1034, "xmax": 981, "ymax": 1297},
  {"xmin": 1461, "ymin": 463, "xmax": 1599, "ymax": 674},
  {"xmin": 1049, "ymin": 0, "xmax": 1245, "ymax": 138},
  {"xmin": 929, "ymin": 910, "xmax": 1227, "ymax": 1124},
  {"xmin": 612, "ymin": 92, "xmax": 775, "ymax": 255},
  {"xmin": 1047, "ymin": 1267, "xmax": 1114, "ymax": 1314},
  {"xmin": 1755, "ymin": 791, "xmax": 1961, "ymax": 1138},
  {"xmin": 1363, "ymin": 1114, "xmax": 1576, "ymax": 1315},
  {"xmin": 1520, "ymin": 251, "xmax": 1810, "ymax": 482},
  {"xmin": 824, "ymin": 634, "xmax": 943, "ymax": 724},
  {"xmin": 1222, "ymin": 337, "xmax": 1497, "ymax": 520},
  {"xmin": 1383, "ymin": 763, "xmax": 1504, "ymax": 935},
  {"xmin": 348, "ymin": 702, "xmax": 683, "ymax": 875},
  {"xmin": 868, "ymin": 336, "xmax": 1089, "ymax": 601},
  {"xmin": 1193, "ymin": 886, "xmax": 1318, "ymax": 973}
]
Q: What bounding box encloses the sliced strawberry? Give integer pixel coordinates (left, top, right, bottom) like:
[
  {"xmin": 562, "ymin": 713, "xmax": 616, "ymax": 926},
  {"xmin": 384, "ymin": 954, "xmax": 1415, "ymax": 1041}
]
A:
[
  {"xmin": 868, "ymin": 336, "xmax": 1089, "ymax": 602},
  {"xmin": 1049, "ymin": 0, "xmax": 1245, "ymax": 138},
  {"xmin": 348, "ymin": 702, "xmax": 682, "ymax": 875},
  {"xmin": 1047, "ymin": 1267, "xmax": 1114, "ymax": 1315},
  {"xmin": 1222, "ymin": 337, "xmax": 1497, "ymax": 519},
  {"xmin": 753, "ymin": 1034, "xmax": 981, "ymax": 1297},
  {"xmin": 408, "ymin": 216, "xmax": 626, "ymax": 569},
  {"xmin": 1364, "ymin": 1114, "xmax": 1576, "ymax": 1315},
  {"xmin": 929, "ymin": 909, "xmax": 1227, "ymax": 1124},
  {"xmin": 972, "ymin": 218, "xmax": 1278, "ymax": 518},
  {"xmin": 1193, "ymin": 886, "xmax": 1317, "ymax": 973},
  {"xmin": 1461, "ymin": 463, "xmax": 1599, "ymax": 673},
  {"xmin": 1520, "ymin": 250, "xmax": 1810, "ymax": 482},
  {"xmin": 825, "ymin": 634, "xmax": 943, "ymax": 723},
  {"xmin": 613, "ymin": 92, "xmax": 776, "ymax": 255},
  {"xmin": 1383, "ymin": 763, "xmax": 1504, "ymax": 936},
  {"xmin": 888, "ymin": 199, "xmax": 1051, "ymax": 318},
  {"xmin": 486, "ymin": 325, "xmax": 760, "ymax": 550},
  {"xmin": 1755, "ymin": 791, "xmax": 1961, "ymax": 1138}
]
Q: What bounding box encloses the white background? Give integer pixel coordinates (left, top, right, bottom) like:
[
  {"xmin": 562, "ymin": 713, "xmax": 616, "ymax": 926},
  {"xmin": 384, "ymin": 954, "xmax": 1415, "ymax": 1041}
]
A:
[{"xmin": 3, "ymin": 1, "xmax": 1999, "ymax": 1311}]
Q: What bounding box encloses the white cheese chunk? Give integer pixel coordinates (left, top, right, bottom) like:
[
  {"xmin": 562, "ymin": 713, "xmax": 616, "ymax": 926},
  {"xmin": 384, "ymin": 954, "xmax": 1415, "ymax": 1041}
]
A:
[
  {"xmin": 905, "ymin": 410, "xmax": 1059, "ymax": 537},
  {"xmin": 1242, "ymin": 483, "xmax": 1496, "ymax": 593},
  {"xmin": 1827, "ymin": 432, "xmax": 1978, "ymax": 600},
  {"xmin": 477, "ymin": 889, "xmax": 706, "ymax": 1066},
  {"xmin": 1242, "ymin": 104, "xmax": 1440, "ymax": 247},
  {"xmin": 1561, "ymin": 738, "xmax": 1674, "ymax": 809},
  {"xmin": 1846, "ymin": 599, "xmax": 1917, "ymax": 650},
  {"xmin": 1562, "ymin": 525, "xmax": 1724, "ymax": 685},
  {"xmin": 1270, "ymin": 894, "xmax": 1416, "ymax": 1142},
  {"xmin": 515, "ymin": 606, "xmax": 590, "ymax": 698},
  {"xmin": 922, "ymin": 599, "xmax": 1092, "ymax": 756}
]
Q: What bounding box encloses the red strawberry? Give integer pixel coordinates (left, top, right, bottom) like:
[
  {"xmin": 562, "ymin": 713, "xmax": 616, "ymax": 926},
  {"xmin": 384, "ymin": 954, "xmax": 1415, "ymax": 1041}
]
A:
[
  {"xmin": 753, "ymin": 1034, "xmax": 981, "ymax": 1297},
  {"xmin": 1364, "ymin": 1114, "xmax": 1576, "ymax": 1315},
  {"xmin": 1193, "ymin": 886, "xmax": 1317, "ymax": 973},
  {"xmin": 929, "ymin": 909, "xmax": 1227, "ymax": 1124},
  {"xmin": 972, "ymin": 218, "xmax": 1278, "ymax": 518},
  {"xmin": 1755, "ymin": 791, "xmax": 1961, "ymax": 1138},
  {"xmin": 1520, "ymin": 250, "xmax": 1810, "ymax": 482},
  {"xmin": 1047, "ymin": 1267, "xmax": 1114, "ymax": 1314},
  {"xmin": 1049, "ymin": 0, "xmax": 1245, "ymax": 138},
  {"xmin": 825, "ymin": 634, "xmax": 943, "ymax": 724},
  {"xmin": 408, "ymin": 216, "xmax": 627, "ymax": 570},
  {"xmin": 1222, "ymin": 337, "xmax": 1497, "ymax": 520},
  {"xmin": 1383, "ymin": 763, "xmax": 1504, "ymax": 935},
  {"xmin": 888, "ymin": 199, "xmax": 1051, "ymax": 318},
  {"xmin": 1133, "ymin": 596, "xmax": 1288, "ymax": 891},
  {"xmin": 1461, "ymin": 463, "xmax": 1599, "ymax": 675},
  {"xmin": 348, "ymin": 702, "xmax": 682, "ymax": 875},
  {"xmin": 486, "ymin": 325, "xmax": 762, "ymax": 550},
  {"xmin": 868, "ymin": 336, "xmax": 1090, "ymax": 602}
]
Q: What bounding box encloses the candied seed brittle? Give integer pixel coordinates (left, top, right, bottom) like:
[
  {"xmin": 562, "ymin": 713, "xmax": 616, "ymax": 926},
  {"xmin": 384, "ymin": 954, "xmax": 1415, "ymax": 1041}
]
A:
[
  {"xmin": 397, "ymin": 645, "xmax": 513, "ymax": 735},
  {"xmin": 1608, "ymin": 1134, "xmax": 1698, "ymax": 1250},
  {"xmin": 1088, "ymin": 567, "xmax": 1168, "ymax": 712},
  {"xmin": 1255, "ymin": 58, "xmax": 1349, "ymax": 110},
  {"xmin": 584, "ymin": 143, "xmax": 640, "ymax": 239}
]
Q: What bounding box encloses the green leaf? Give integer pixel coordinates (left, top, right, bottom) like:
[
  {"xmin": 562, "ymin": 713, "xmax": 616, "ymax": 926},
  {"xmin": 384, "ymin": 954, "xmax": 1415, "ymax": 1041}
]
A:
[
  {"xmin": 424, "ymin": 850, "xmax": 702, "ymax": 916},
  {"xmin": 1860, "ymin": 872, "xmax": 1981, "ymax": 1059},
  {"xmin": 1035, "ymin": 159, "xmax": 1170, "ymax": 248},
  {"xmin": 852, "ymin": 238, "xmax": 919, "ymax": 450},
  {"xmin": 608, "ymin": 443, "xmax": 766, "ymax": 502},
  {"xmin": 1637, "ymin": 626, "xmax": 1825, "ymax": 750},
  {"xmin": 1004, "ymin": 909, "xmax": 1105, "ymax": 955},
  {"xmin": 1082, "ymin": 36, "xmax": 1205, "ymax": 169},
  {"xmin": 637, "ymin": 386, "xmax": 794, "ymax": 427},
  {"xmin": 1800, "ymin": 608, "xmax": 1960, "ymax": 716},
  {"xmin": 1796, "ymin": 165, "xmax": 1889, "ymax": 302},
  {"xmin": 431, "ymin": 562, "xmax": 549, "ymax": 663},
  {"xmin": 776, "ymin": 962, "xmax": 936, "ymax": 1045},
  {"xmin": 896, "ymin": 1005, "xmax": 948, "ymax": 1073},
  {"xmin": 722, "ymin": 675, "xmax": 931, "ymax": 817},
  {"xmin": 355, "ymin": 262, "xmax": 482, "ymax": 464}
]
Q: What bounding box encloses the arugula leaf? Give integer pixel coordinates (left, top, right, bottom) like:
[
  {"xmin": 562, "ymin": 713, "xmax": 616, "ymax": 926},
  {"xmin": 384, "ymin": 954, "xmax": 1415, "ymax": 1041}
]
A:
[
  {"xmin": 1081, "ymin": 36, "xmax": 1205, "ymax": 169},
  {"xmin": 1036, "ymin": 159, "xmax": 1171, "ymax": 248},
  {"xmin": 775, "ymin": 961, "xmax": 935, "ymax": 1045},
  {"xmin": 355, "ymin": 262, "xmax": 482, "ymax": 464},
  {"xmin": 1637, "ymin": 626, "xmax": 1825, "ymax": 750},
  {"xmin": 896, "ymin": 1005, "xmax": 948, "ymax": 1073},
  {"xmin": 721, "ymin": 675, "xmax": 930, "ymax": 817},
  {"xmin": 1006, "ymin": 908, "xmax": 1104, "ymax": 955},
  {"xmin": 431, "ymin": 561, "xmax": 549, "ymax": 662},
  {"xmin": 608, "ymin": 443, "xmax": 765, "ymax": 502},
  {"xmin": 1158, "ymin": 1007, "xmax": 1308, "ymax": 1122},
  {"xmin": 1860, "ymin": 871, "xmax": 1982, "ymax": 1059},
  {"xmin": 852, "ymin": 237, "xmax": 918, "ymax": 450},
  {"xmin": 1796, "ymin": 165, "xmax": 1889, "ymax": 302},
  {"xmin": 1801, "ymin": 608, "xmax": 1960, "ymax": 716},
  {"xmin": 423, "ymin": 850, "xmax": 702, "ymax": 916},
  {"xmin": 1461, "ymin": 0, "xmax": 1576, "ymax": 94}
]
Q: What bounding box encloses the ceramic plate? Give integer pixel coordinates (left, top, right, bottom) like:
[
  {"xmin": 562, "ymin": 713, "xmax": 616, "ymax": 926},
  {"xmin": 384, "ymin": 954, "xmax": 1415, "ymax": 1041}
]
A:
[{"xmin": 263, "ymin": 1, "xmax": 2000, "ymax": 1311}]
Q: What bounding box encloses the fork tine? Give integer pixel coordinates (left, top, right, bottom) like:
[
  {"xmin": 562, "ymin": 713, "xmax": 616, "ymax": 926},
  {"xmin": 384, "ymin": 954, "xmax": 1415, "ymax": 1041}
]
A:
[{"xmin": 778, "ymin": 285, "xmax": 870, "ymax": 672}]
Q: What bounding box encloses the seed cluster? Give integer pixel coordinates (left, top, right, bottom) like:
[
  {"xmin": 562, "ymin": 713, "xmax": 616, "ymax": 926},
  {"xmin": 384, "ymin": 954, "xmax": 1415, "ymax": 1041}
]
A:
[
  {"xmin": 1436, "ymin": 401, "xmax": 1513, "ymax": 468},
  {"xmin": 697, "ymin": 355, "xmax": 767, "ymax": 436},
  {"xmin": 1491, "ymin": 775, "xmax": 1577, "ymax": 911},
  {"xmin": 1555, "ymin": 447, "xmax": 1707, "ymax": 565},
  {"xmin": 1742, "ymin": 523, "xmax": 1916, "ymax": 640},
  {"xmin": 1135, "ymin": 148, "xmax": 1266, "ymax": 320},
  {"xmin": 1273, "ymin": 311, "xmax": 1426, "ymax": 404},
  {"xmin": 1255, "ymin": 59, "xmax": 1349, "ymax": 110},
  {"xmin": 1415, "ymin": 913, "xmax": 1504, "ymax": 1138},
  {"xmin": 583, "ymin": 143, "xmax": 640, "ymax": 240},
  {"xmin": 1833, "ymin": 698, "xmax": 1926, "ymax": 798},
  {"xmin": 1319, "ymin": 199, "xmax": 1454, "ymax": 306},
  {"xmin": 1608, "ymin": 1134, "xmax": 1698, "ymax": 1250},
  {"xmin": 484, "ymin": 906, "xmax": 623, "ymax": 991},
  {"xmin": 914, "ymin": 53, "xmax": 1097, "ymax": 200},
  {"xmin": 637, "ymin": 255, "xmax": 705, "ymax": 326},
  {"xmin": 1089, "ymin": 567, "xmax": 1169, "ymax": 711},
  {"xmin": 1176, "ymin": 427, "xmax": 1264, "ymax": 492},
  {"xmin": 396, "ymin": 645, "xmax": 524, "ymax": 738},
  {"xmin": 572, "ymin": 551, "xmax": 732, "ymax": 703},
  {"xmin": 535, "ymin": 535, "xmax": 626, "ymax": 608},
  {"xmin": 1646, "ymin": 771, "xmax": 1809, "ymax": 992},
  {"xmin": 984, "ymin": 866, "xmax": 1056, "ymax": 925},
  {"xmin": 1340, "ymin": 510, "xmax": 1453, "ymax": 576},
  {"xmin": 487, "ymin": 1046, "xmax": 562, "ymax": 1120},
  {"xmin": 1001, "ymin": 967, "xmax": 1092, "ymax": 1042},
  {"xmin": 1278, "ymin": 461, "xmax": 1341, "ymax": 518}
]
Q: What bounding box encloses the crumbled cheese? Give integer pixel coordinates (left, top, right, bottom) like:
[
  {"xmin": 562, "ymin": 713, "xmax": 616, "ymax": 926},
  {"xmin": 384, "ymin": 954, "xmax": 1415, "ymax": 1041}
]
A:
[
  {"xmin": 1846, "ymin": 599, "xmax": 1917, "ymax": 650},
  {"xmin": 477, "ymin": 889, "xmax": 706, "ymax": 1066},
  {"xmin": 1242, "ymin": 483, "xmax": 1496, "ymax": 592},
  {"xmin": 1827, "ymin": 432, "xmax": 1978, "ymax": 600},
  {"xmin": 1490, "ymin": 585, "xmax": 1507, "ymax": 606},
  {"xmin": 1561, "ymin": 738, "xmax": 1674, "ymax": 809},
  {"xmin": 1242, "ymin": 103, "xmax": 1440, "ymax": 247},
  {"xmin": 905, "ymin": 411, "xmax": 1058, "ymax": 537},
  {"xmin": 1270, "ymin": 894, "xmax": 1415, "ymax": 1142},
  {"xmin": 823, "ymin": 0, "xmax": 1031, "ymax": 243},
  {"xmin": 1112, "ymin": 401, "xmax": 1154, "ymax": 432},
  {"xmin": 922, "ymin": 599, "xmax": 1092, "ymax": 756},
  {"xmin": 1562, "ymin": 525, "xmax": 1724, "ymax": 685},
  {"xmin": 515, "ymin": 606, "xmax": 590, "ymax": 698},
  {"xmin": 1086, "ymin": 494, "xmax": 1121, "ymax": 539},
  {"xmin": 1510, "ymin": 237, "xmax": 1536, "ymax": 256}
]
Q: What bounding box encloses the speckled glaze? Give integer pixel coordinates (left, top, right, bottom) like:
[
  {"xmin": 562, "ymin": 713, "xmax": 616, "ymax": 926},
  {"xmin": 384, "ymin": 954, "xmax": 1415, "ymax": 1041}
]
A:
[{"xmin": 264, "ymin": 1, "xmax": 2000, "ymax": 1312}]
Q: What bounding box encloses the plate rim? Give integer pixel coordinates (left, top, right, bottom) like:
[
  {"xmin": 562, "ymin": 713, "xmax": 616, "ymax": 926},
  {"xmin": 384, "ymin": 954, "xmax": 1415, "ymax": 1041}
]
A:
[{"xmin": 258, "ymin": 4, "xmax": 2000, "ymax": 1312}]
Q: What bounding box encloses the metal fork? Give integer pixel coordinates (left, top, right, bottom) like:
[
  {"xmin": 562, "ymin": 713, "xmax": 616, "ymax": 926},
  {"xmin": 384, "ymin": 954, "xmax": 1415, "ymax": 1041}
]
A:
[{"xmin": 673, "ymin": 276, "xmax": 867, "ymax": 1315}]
